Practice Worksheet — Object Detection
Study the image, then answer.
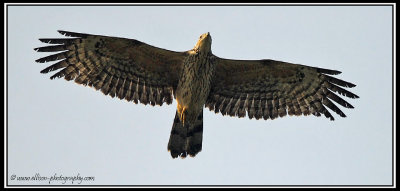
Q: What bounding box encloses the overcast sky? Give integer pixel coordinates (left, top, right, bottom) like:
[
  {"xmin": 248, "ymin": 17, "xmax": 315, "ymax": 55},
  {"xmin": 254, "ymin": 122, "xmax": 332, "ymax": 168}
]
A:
[{"xmin": 7, "ymin": 5, "xmax": 393, "ymax": 186}]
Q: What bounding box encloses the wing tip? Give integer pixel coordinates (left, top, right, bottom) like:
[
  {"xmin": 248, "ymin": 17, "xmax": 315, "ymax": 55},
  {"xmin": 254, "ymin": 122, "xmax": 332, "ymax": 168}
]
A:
[
  {"xmin": 57, "ymin": 30, "xmax": 67, "ymax": 35},
  {"xmin": 57, "ymin": 30, "xmax": 88, "ymax": 38},
  {"xmin": 35, "ymin": 58, "xmax": 45, "ymax": 63},
  {"xmin": 38, "ymin": 38, "xmax": 48, "ymax": 43},
  {"xmin": 40, "ymin": 69, "xmax": 48, "ymax": 74},
  {"xmin": 38, "ymin": 38, "xmax": 55, "ymax": 44},
  {"xmin": 348, "ymin": 83, "xmax": 356, "ymax": 88},
  {"xmin": 316, "ymin": 67, "xmax": 342, "ymax": 75}
]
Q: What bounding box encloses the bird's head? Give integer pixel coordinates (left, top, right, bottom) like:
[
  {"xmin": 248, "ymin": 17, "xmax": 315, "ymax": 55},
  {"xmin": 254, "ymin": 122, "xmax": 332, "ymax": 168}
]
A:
[{"xmin": 194, "ymin": 32, "xmax": 212, "ymax": 53}]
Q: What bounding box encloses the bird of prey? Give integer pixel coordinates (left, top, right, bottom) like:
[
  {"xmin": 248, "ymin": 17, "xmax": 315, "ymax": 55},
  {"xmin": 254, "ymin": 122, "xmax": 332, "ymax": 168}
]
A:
[{"xmin": 34, "ymin": 30, "xmax": 359, "ymax": 158}]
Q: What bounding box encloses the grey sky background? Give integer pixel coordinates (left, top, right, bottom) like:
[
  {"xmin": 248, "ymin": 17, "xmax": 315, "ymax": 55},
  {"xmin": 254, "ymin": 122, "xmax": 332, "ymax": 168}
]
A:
[{"xmin": 7, "ymin": 5, "xmax": 393, "ymax": 185}]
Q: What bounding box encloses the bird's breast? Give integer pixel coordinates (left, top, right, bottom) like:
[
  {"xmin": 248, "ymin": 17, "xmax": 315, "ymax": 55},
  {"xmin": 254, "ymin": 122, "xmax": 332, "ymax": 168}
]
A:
[{"xmin": 175, "ymin": 53, "xmax": 216, "ymax": 123}]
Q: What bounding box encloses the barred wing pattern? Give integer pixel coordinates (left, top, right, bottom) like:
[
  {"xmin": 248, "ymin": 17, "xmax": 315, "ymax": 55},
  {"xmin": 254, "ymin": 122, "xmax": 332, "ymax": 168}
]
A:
[
  {"xmin": 206, "ymin": 58, "xmax": 359, "ymax": 121},
  {"xmin": 35, "ymin": 30, "xmax": 187, "ymax": 106}
]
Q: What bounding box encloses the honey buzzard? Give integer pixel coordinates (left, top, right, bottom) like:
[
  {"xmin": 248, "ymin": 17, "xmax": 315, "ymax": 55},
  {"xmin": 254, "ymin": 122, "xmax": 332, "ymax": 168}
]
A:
[{"xmin": 34, "ymin": 30, "xmax": 359, "ymax": 158}]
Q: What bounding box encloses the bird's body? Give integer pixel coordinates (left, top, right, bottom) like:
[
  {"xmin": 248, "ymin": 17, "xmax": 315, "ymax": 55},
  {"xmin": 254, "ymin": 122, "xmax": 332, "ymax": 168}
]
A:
[
  {"xmin": 35, "ymin": 30, "xmax": 359, "ymax": 158},
  {"xmin": 170, "ymin": 33, "xmax": 216, "ymax": 157},
  {"xmin": 176, "ymin": 52, "xmax": 215, "ymax": 123},
  {"xmin": 176, "ymin": 35, "xmax": 215, "ymax": 124}
]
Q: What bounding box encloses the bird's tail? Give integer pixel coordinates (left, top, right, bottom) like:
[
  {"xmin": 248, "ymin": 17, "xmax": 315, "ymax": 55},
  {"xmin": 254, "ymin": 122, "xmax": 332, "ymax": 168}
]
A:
[{"xmin": 168, "ymin": 110, "xmax": 203, "ymax": 158}]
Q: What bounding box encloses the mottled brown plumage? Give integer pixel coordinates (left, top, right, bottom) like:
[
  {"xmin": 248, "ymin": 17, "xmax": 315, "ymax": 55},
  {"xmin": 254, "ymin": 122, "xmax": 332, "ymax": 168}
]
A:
[{"xmin": 35, "ymin": 30, "xmax": 359, "ymax": 158}]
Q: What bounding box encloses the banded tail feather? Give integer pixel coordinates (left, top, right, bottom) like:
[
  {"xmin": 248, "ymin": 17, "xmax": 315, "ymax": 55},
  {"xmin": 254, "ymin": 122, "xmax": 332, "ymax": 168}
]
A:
[{"xmin": 168, "ymin": 111, "xmax": 203, "ymax": 158}]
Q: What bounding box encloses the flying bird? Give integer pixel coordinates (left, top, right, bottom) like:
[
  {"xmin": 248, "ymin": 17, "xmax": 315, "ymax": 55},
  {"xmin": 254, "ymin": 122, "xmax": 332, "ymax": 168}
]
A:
[{"xmin": 34, "ymin": 30, "xmax": 359, "ymax": 158}]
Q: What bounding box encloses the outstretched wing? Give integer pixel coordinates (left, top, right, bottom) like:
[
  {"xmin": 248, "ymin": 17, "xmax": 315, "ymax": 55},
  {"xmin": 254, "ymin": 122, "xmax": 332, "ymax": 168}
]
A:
[
  {"xmin": 206, "ymin": 58, "xmax": 359, "ymax": 121},
  {"xmin": 35, "ymin": 30, "xmax": 188, "ymax": 106}
]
